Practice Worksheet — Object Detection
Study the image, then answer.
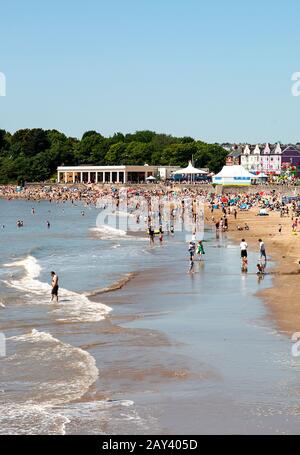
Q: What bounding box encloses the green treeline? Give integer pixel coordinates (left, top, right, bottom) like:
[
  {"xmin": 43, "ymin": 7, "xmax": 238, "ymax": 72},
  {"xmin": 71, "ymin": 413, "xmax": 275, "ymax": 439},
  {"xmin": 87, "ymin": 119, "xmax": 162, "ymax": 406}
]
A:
[{"xmin": 0, "ymin": 128, "xmax": 228, "ymax": 183}]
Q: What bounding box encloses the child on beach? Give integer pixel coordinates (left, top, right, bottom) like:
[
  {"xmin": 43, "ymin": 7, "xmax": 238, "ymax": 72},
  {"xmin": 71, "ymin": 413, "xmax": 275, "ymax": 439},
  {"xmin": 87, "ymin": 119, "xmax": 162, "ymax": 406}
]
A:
[
  {"xmin": 197, "ymin": 241, "xmax": 205, "ymax": 260},
  {"xmin": 241, "ymin": 257, "xmax": 248, "ymax": 272},
  {"xmin": 188, "ymin": 241, "xmax": 196, "ymax": 260},
  {"xmin": 256, "ymin": 263, "xmax": 265, "ymax": 275}
]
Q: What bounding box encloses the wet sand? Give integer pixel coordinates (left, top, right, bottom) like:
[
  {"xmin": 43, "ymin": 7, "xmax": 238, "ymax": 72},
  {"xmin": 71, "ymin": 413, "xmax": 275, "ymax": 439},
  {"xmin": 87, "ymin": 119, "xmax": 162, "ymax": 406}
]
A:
[
  {"xmin": 2, "ymin": 197, "xmax": 300, "ymax": 434},
  {"xmin": 205, "ymin": 205, "xmax": 300, "ymax": 335},
  {"xmin": 93, "ymin": 235, "xmax": 300, "ymax": 434}
]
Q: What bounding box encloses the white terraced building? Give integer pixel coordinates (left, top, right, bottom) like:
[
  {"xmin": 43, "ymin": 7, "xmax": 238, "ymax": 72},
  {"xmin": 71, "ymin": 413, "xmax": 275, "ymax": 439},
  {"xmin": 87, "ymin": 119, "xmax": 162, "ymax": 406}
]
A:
[
  {"xmin": 240, "ymin": 143, "xmax": 282, "ymax": 174},
  {"xmin": 57, "ymin": 165, "xmax": 179, "ymax": 184}
]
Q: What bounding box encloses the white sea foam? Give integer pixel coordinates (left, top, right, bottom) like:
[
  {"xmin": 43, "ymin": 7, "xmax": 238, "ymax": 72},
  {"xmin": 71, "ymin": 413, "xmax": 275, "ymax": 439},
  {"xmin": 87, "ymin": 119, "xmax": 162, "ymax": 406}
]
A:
[
  {"xmin": 9, "ymin": 328, "xmax": 56, "ymax": 343},
  {"xmin": 1, "ymin": 329, "xmax": 143, "ymax": 435},
  {"xmin": 0, "ymin": 397, "xmax": 141, "ymax": 435},
  {"xmin": 3, "ymin": 256, "xmax": 112, "ymax": 323},
  {"xmin": 1, "ymin": 329, "xmax": 100, "ymax": 434},
  {"xmin": 90, "ymin": 225, "xmax": 127, "ymax": 239},
  {"xmin": 50, "ymin": 399, "xmax": 152, "ymax": 435},
  {"xmin": 0, "ymin": 403, "xmax": 70, "ymax": 435},
  {"xmin": 90, "ymin": 224, "xmax": 147, "ymax": 241},
  {"xmin": 7, "ymin": 329, "xmax": 99, "ymax": 404}
]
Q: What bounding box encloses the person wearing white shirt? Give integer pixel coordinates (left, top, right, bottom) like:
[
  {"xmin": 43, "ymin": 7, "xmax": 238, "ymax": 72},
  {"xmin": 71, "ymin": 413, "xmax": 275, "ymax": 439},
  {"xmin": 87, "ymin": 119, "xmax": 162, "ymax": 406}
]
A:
[
  {"xmin": 240, "ymin": 239, "xmax": 248, "ymax": 258},
  {"xmin": 258, "ymin": 239, "xmax": 266, "ymax": 261}
]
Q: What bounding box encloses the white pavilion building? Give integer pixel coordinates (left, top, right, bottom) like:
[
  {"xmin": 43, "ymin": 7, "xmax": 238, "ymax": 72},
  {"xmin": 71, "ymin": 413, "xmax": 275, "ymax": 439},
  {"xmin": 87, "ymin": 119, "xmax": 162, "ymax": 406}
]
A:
[{"xmin": 57, "ymin": 164, "xmax": 179, "ymax": 184}]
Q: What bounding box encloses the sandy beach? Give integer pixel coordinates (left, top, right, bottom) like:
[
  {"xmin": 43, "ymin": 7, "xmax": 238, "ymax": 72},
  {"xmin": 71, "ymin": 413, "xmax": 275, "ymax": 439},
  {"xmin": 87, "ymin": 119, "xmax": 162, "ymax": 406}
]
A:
[
  {"xmin": 1, "ymin": 182, "xmax": 300, "ymax": 337},
  {"xmin": 1, "ymin": 186, "xmax": 300, "ymax": 434},
  {"xmin": 205, "ymin": 204, "xmax": 300, "ymax": 335}
]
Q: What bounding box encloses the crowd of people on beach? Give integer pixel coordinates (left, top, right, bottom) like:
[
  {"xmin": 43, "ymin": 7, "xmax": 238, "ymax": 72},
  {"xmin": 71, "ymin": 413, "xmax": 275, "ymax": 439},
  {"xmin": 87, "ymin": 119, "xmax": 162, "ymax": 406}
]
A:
[
  {"xmin": 239, "ymin": 238, "xmax": 267, "ymax": 275},
  {"xmin": 1, "ymin": 182, "xmax": 300, "ymax": 289}
]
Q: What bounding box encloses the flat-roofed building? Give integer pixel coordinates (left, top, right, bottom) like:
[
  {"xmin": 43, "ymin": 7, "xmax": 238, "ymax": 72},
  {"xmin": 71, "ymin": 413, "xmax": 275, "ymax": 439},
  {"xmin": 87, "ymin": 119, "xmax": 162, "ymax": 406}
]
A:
[{"xmin": 57, "ymin": 165, "xmax": 179, "ymax": 184}]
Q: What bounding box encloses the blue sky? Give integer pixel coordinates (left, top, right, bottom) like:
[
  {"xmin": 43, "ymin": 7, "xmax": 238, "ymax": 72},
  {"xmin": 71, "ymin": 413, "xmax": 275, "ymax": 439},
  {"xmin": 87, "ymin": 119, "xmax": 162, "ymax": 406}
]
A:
[{"xmin": 1, "ymin": 0, "xmax": 300, "ymax": 143}]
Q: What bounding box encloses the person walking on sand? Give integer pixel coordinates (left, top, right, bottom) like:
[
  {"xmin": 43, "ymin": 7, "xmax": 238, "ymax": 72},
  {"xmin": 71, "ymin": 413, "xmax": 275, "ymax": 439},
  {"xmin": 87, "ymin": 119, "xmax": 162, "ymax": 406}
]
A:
[
  {"xmin": 159, "ymin": 225, "xmax": 164, "ymax": 244},
  {"xmin": 148, "ymin": 225, "xmax": 155, "ymax": 246},
  {"xmin": 50, "ymin": 271, "xmax": 59, "ymax": 303},
  {"xmin": 240, "ymin": 238, "xmax": 248, "ymax": 260},
  {"xmin": 188, "ymin": 241, "xmax": 196, "ymax": 261},
  {"xmin": 197, "ymin": 240, "xmax": 205, "ymax": 260},
  {"xmin": 258, "ymin": 239, "xmax": 267, "ymax": 262}
]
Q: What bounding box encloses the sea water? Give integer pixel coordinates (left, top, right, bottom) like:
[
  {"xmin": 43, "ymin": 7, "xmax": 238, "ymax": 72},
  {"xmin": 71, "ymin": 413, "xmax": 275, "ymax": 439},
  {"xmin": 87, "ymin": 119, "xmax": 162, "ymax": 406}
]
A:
[{"xmin": 1, "ymin": 198, "xmax": 300, "ymax": 434}]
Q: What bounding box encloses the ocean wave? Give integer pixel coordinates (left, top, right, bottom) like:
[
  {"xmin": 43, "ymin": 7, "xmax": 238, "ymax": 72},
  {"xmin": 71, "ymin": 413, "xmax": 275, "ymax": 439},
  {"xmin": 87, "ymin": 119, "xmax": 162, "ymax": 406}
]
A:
[
  {"xmin": 51, "ymin": 399, "xmax": 154, "ymax": 435},
  {"xmin": 3, "ymin": 256, "xmax": 112, "ymax": 323},
  {"xmin": 6, "ymin": 329, "xmax": 99, "ymax": 404},
  {"xmin": 90, "ymin": 225, "xmax": 127, "ymax": 239},
  {"xmin": 90, "ymin": 225, "xmax": 147, "ymax": 241},
  {"xmin": 0, "ymin": 329, "xmax": 143, "ymax": 435},
  {"xmin": 0, "ymin": 329, "xmax": 100, "ymax": 434},
  {"xmin": 0, "ymin": 403, "xmax": 70, "ymax": 435}
]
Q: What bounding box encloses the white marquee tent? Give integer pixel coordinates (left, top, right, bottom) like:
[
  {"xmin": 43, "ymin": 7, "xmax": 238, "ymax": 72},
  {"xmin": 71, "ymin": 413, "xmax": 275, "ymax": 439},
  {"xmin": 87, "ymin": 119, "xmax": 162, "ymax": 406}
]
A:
[
  {"xmin": 173, "ymin": 161, "xmax": 208, "ymax": 181},
  {"xmin": 257, "ymin": 172, "xmax": 268, "ymax": 179},
  {"xmin": 173, "ymin": 161, "xmax": 208, "ymax": 175},
  {"xmin": 212, "ymin": 165, "xmax": 256, "ymax": 186}
]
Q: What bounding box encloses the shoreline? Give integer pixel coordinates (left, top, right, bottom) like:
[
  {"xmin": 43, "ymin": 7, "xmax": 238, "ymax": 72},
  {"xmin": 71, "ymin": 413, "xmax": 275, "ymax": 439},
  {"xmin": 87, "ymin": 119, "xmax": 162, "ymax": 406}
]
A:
[
  {"xmin": 204, "ymin": 204, "xmax": 300, "ymax": 335},
  {"xmin": 2, "ymin": 187, "xmax": 300, "ymax": 336},
  {"xmin": 2, "ymin": 196, "xmax": 300, "ymax": 434}
]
